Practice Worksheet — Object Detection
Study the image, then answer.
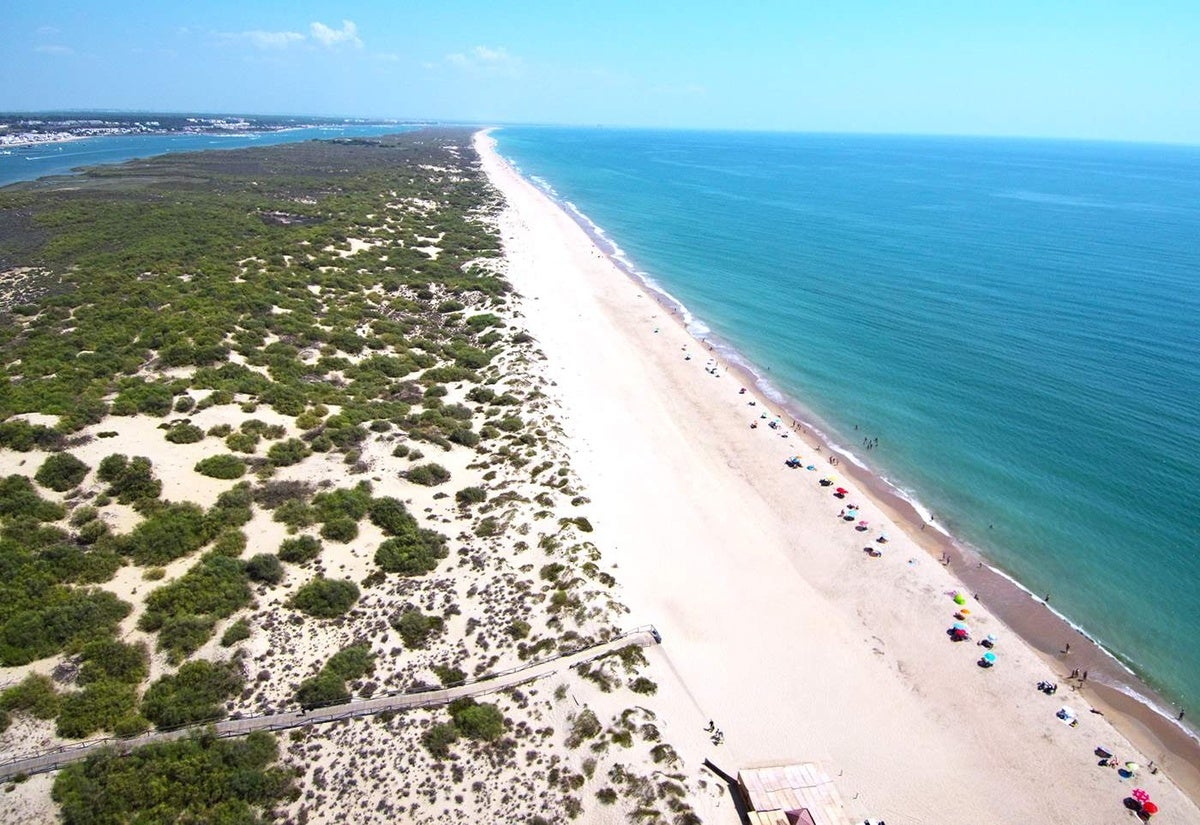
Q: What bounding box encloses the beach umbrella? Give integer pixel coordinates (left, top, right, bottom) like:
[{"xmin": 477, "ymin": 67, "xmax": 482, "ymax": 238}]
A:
[
  {"xmin": 1125, "ymin": 762, "xmax": 1140, "ymax": 772},
  {"xmin": 835, "ymin": 487, "xmax": 848, "ymax": 495},
  {"xmin": 983, "ymin": 651, "xmax": 997, "ymax": 664},
  {"xmin": 1132, "ymin": 789, "xmax": 1151, "ymax": 804},
  {"xmin": 1143, "ymin": 802, "xmax": 1159, "ymax": 816},
  {"xmin": 985, "ymin": 634, "xmax": 998, "ymax": 645},
  {"xmin": 952, "ymin": 622, "xmax": 968, "ymax": 631},
  {"xmin": 858, "ymin": 520, "xmax": 869, "ymax": 528},
  {"xmin": 953, "ymin": 593, "xmax": 967, "ymax": 605}
]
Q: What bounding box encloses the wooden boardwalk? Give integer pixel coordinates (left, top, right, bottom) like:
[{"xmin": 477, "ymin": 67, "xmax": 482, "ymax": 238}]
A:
[{"xmin": 0, "ymin": 627, "xmax": 658, "ymax": 782}]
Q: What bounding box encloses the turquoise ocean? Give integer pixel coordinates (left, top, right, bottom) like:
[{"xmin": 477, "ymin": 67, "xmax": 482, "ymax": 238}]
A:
[{"xmin": 492, "ymin": 127, "xmax": 1200, "ymax": 717}]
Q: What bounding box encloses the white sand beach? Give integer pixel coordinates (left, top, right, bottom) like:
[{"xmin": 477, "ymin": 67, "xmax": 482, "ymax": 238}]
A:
[{"xmin": 476, "ymin": 129, "xmax": 1200, "ymax": 824}]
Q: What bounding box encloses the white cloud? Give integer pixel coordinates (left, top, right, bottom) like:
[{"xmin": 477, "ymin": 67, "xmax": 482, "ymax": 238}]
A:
[
  {"xmin": 35, "ymin": 44, "xmax": 73, "ymax": 56},
  {"xmin": 441, "ymin": 45, "xmax": 521, "ymax": 75},
  {"xmin": 222, "ymin": 29, "xmax": 306, "ymax": 49},
  {"xmin": 310, "ymin": 20, "xmax": 362, "ymax": 48}
]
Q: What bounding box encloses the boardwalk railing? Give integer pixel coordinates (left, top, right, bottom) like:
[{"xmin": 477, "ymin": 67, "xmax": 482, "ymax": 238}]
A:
[{"xmin": 0, "ymin": 625, "xmax": 659, "ymax": 782}]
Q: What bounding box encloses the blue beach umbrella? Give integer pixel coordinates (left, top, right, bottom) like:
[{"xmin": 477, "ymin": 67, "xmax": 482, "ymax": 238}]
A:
[
  {"xmin": 983, "ymin": 651, "xmax": 997, "ymax": 664},
  {"xmin": 952, "ymin": 622, "xmax": 969, "ymax": 631}
]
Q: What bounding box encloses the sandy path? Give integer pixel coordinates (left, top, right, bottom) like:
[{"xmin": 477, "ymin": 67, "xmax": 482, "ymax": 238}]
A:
[{"xmin": 477, "ymin": 130, "xmax": 1199, "ymax": 824}]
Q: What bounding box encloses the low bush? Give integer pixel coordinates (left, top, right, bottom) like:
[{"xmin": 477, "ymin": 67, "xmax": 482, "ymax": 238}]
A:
[
  {"xmin": 34, "ymin": 453, "xmax": 90, "ymax": 492},
  {"xmin": 422, "ymin": 722, "xmax": 459, "ymax": 758},
  {"xmin": 51, "ymin": 730, "xmax": 295, "ymax": 821},
  {"xmin": 0, "ymin": 674, "xmax": 62, "ymax": 719},
  {"xmin": 55, "ymin": 680, "xmax": 140, "ymax": 739},
  {"xmin": 245, "ymin": 553, "xmax": 284, "ymax": 584},
  {"xmin": 455, "ymin": 486, "xmax": 486, "ymax": 506},
  {"xmin": 449, "ymin": 697, "xmax": 505, "ymax": 741},
  {"xmin": 288, "ymin": 577, "xmax": 359, "ymax": 618},
  {"xmin": 141, "ymin": 659, "xmax": 243, "ymax": 729},
  {"xmin": 193, "ymin": 454, "xmax": 246, "ymax": 480},
  {"xmin": 278, "ymin": 534, "xmax": 322, "ymax": 564},
  {"xmin": 390, "ymin": 608, "xmax": 444, "ymax": 649},
  {"xmin": 375, "ymin": 531, "xmax": 448, "ymax": 576},
  {"xmin": 164, "ymin": 423, "xmax": 205, "ymax": 444},
  {"xmin": 320, "ymin": 517, "xmax": 358, "ymax": 543},
  {"xmin": 96, "ymin": 455, "xmax": 161, "ymax": 504},
  {"xmin": 406, "ymin": 462, "xmax": 451, "ymax": 487},
  {"xmin": 0, "ymin": 474, "xmax": 66, "ymax": 522},
  {"xmin": 77, "ymin": 640, "xmax": 148, "ymax": 686},
  {"xmin": 0, "ymin": 588, "xmax": 130, "ymax": 666},
  {"xmin": 124, "ymin": 502, "xmax": 211, "ymax": 566},
  {"xmin": 294, "ymin": 671, "xmax": 349, "ymax": 710},
  {"xmin": 220, "ymin": 619, "xmax": 251, "ymax": 647},
  {"xmin": 267, "ymin": 438, "xmax": 310, "ymax": 467}
]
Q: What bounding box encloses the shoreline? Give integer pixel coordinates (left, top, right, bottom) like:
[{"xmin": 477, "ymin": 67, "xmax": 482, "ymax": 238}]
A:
[{"xmin": 478, "ymin": 127, "xmax": 1200, "ymax": 818}]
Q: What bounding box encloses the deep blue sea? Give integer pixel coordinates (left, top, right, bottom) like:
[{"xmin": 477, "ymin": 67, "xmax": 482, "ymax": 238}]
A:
[
  {"xmin": 494, "ymin": 127, "xmax": 1200, "ymax": 714},
  {"xmin": 0, "ymin": 124, "xmax": 411, "ymax": 187}
]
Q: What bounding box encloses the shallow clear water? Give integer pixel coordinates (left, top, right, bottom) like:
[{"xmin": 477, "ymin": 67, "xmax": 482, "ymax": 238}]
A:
[
  {"xmin": 494, "ymin": 127, "xmax": 1200, "ymax": 711},
  {"xmin": 0, "ymin": 124, "xmax": 411, "ymax": 187}
]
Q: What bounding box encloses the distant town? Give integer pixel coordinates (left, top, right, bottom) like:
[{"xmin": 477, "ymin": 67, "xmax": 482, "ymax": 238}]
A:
[{"xmin": 0, "ymin": 112, "xmax": 402, "ymax": 148}]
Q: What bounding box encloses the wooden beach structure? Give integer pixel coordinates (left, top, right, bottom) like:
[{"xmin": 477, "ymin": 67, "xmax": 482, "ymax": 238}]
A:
[{"xmin": 738, "ymin": 763, "xmax": 853, "ymax": 825}]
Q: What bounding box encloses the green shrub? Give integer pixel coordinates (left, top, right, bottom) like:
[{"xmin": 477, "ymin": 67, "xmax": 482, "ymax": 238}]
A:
[
  {"xmin": 294, "ymin": 671, "xmax": 349, "ymax": 709},
  {"xmin": 449, "ymin": 698, "xmax": 506, "ymax": 741},
  {"xmin": 141, "ymin": 659, "xmax": 243, "ymax": 729},
  {"xmin": 210, "ymin": 529, "xmax": 247, "ymax": 557},
  {"xmin": 0, "ymin": 419, "xmax": 63, "ymax": 452},
  {"xmin": 77, "ymin": 640, "xmax": 149, "ymax": 686},
  {"xmin": 56, "ymin": 680, "xmax": 140, "ymax": 739},
  {"xmin": 449, "ymin": 427, "xmax": 480, "ymax": 448},
  {"xmin": 273, "ymin": 499, "xmax": 315, "ymax": 530},
  {"xmin": 455, "ymin": 486, "xmax": 486, "ymax": 506},
  {"xmin": 157, "ymin": 614, "xmax": 217, "ymax": 662},
  {"xmin": 278, "ymin": 535, "xmax": 322, "ymax": 564},
  {"xmin": 375, "ymin": 531, "xmax": 448, "ymax": 576},
  {"xmin": 406, "ymin": 462, "xmax": 450, "ymax": 486},
  {"xmin": 220, "ymin": 619, "xmax": 251, "ymax": 647},
  {"xmin": 629, "ymin": 677, "xmax": 658, "ymax": 695},
  {"xmin": 267, "ymin": 438, "xmax": 310, "ymax": 467},
  {"xmin": 164, "ymin": 423, "xmax": 205, "ymax": 444},
  {"xmin": 34, "ymin": 453, "xmax": 90, "ymax": 492},
  {"xmin": 224, "ymin": 432, "xmax": 259, "ymax": 453},
  {"xmin": 0, "ymin": 588, "xmax": 130, "ymax": 666},
  {"xmin": 422, "ymin": 722, "xmax": 459, "ymax": 758},
  {"xmin": 324, "ymin": 644, "xmax": 375, "ymax": 681},
  {"xmin": 391, "ymin": 608, "xmax": 444, "ymax": 649},
  {"xmin": 497, "ymin": 416, "xmax": 523, "ymax": 432},
  {"xmin": 288, "ymin": 577, "xmax": 360, "ymax": 618},
  {"xmin": 320, "ymin": 517, "xmax": 358, "ymax": 543},
  {"xmin": 1, "ymin": 674, "xmax": 62, "ymax": 719},
  {"xmin": 51, "ymin": 730, "xmax": 295, "ymax": 821},
  {"xmin": 124, "ymin": 502, "xmax": 210, "ymax": 566},
  {"xmin": 138, "ymin": 555, "xmax": 251, "ymax": 658},
  {"xmin": 311, "ymin": 483, "xmax": 372, "ymax": 523},
  {"xmin": 367, "ymin": 496, "xmax": 416, "ymax": 535},
  {"xmin": 96, "ymin": 455, "xmax": 161, "ymax": 504},
  {"xmin": 194, "ymin": 454, "xmax": 246, "ymax": 480},
  {"xmin": 210, "ymin": 483, "xmax": 254, "ymax": 528},
  {"xmin": 0, "ymin": 475, "xmax": 66, "ymax": 521},
  {"xmin": 245, "ymin": 553, "xmax": 284, "ymax": 584}
]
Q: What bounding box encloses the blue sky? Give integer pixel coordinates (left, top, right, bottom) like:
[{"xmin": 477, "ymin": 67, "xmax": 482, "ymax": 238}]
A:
[{"xmin": 3, "ymin": 1, "xmax": 1198, "ymax": 143}]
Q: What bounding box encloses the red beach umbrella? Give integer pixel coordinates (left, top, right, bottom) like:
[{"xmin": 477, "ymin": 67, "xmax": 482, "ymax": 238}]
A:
[
  {"xmin": 835, "ymin": 487, "xmax": 848, "ymax": 495},
  {"xmin": 1143, "ymin": 802, "xmax": 1159, "ymax": 816}
]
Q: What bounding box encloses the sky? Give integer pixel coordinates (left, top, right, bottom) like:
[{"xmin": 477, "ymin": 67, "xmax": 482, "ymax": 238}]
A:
[{"xmin": 2, "ymin": 1, "xmax": 1198, "ymax": 143}]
